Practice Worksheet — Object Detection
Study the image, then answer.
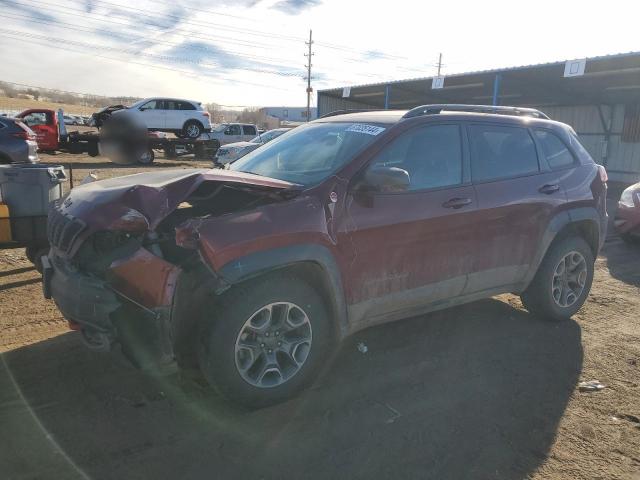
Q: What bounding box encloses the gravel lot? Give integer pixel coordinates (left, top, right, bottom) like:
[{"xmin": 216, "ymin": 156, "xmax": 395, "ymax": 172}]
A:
[{"xmin": 1, "ymin": 153, "xmax": 639, "ymax": 480}]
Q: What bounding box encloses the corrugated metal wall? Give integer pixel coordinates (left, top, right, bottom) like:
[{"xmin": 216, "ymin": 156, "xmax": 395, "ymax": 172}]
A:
[
  {"xmin": 318, "ymin": 95, "xmax": 640, "ymax": 183},
  {"xmin": 542, "ymin": 104, "xmax": 640, "ymax": 182},
  {"xmin": 318, "ymin": 94, "xmax": 376, "ymax": 116}
]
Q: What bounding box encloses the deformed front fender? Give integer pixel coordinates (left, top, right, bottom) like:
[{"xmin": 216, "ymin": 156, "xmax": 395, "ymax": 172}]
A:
[{"xmin": 218, "ymin": 244, "xmax": 349, "ymax": 338}]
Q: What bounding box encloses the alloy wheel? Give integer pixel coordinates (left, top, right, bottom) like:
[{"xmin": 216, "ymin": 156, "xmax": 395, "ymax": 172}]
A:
[
  {"xmin": 234, "ymin": 302, "xmax": 313, "ymax": 388},
  {"xmin": 552, "ymin": 251, "xmax": 587, "ymax": 308}
]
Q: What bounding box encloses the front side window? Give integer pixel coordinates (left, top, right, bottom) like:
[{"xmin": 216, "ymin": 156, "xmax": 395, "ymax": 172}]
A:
[
  {"xmin": 226, "ymin": 125, "xmax": 241, "ymax": 135},
  {"xmin": 140, "ymin": 100, "xmax": 158, "ymax": 110},
  {"xmin": 230, "ymin": 122, "xmax": 386, "ymax": 186},
  {"xmin": 21, "ymin": 112, "xmax": 48, "ymax": 127},
  {"xmin": 368, "ymin": 124, "xmax": 463, "ymax": 191},
  {"xmin": 535, "ymin": 130, "xmax": 575, "ymax": 169},
  {"xmin": 469, "ymin": 124, "xmax": 539, "ymax": 182}
]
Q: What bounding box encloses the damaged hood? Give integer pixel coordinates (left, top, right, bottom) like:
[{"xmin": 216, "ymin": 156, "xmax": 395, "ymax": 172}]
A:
[{"xmin": 57, "ymin": 169, "xmax": 297, "ymax": 248}]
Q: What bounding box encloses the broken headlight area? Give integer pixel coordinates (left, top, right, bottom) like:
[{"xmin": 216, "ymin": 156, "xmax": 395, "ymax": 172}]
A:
[{"xmin": 73, "ymin": 230, "xmax": 145, "ymax": 276}]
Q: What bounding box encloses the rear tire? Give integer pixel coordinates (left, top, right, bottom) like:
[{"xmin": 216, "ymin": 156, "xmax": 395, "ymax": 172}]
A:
[
  {"xmin": 137, "ymin": 148, "xmax": 155, "ymax": 165},
  {"xmin": 621, "ymin": 232, "xmax": 640, "ymax": 245},
  {"xmin": 197, "ymin": 273, "xmax": 335, "ymax": 408},
  {"xmin": 183, "ymin": 121, "xmax": 203, "ymax": 139},
  {"xmin": 520, "ymin": 236, "xmax": 594, "ymax": 321}
]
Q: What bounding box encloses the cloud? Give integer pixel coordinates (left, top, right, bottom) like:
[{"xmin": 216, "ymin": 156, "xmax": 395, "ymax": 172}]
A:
[
  {"xmin": 163, "ymin": 41, "xmax": 305, "ymax": 78},
  {"xmin": 0, "ymin": 0, "xmax": 57, "ymax": 22},
  {"xmin": 271, "ymin": 0, "xmax": 322, "ymax": 14}
]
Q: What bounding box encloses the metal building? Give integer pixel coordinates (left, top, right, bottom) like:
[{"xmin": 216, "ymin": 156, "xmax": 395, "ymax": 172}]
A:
[{"xmin": 317, "ymin": 51, "xmax": 640, "ymax": 183}]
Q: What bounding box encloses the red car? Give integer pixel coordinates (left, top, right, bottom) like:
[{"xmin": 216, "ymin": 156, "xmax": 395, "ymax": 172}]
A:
[
  {"xmin": 43, "ymin": 105, "xmax": 608, "ymax": 407},
  {"xmin": 615, "ymin": 182, "xmax": 640, "ymax": 244}
]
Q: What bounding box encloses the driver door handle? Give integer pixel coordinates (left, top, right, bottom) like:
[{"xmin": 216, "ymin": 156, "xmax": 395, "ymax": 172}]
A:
[
  {"xmin": 442, "ymin": 197, "xmax": 472, "ymax": 209},
  {"xmin": 539, "ymin": 184, "xmax": 560, "ymax": 194}
]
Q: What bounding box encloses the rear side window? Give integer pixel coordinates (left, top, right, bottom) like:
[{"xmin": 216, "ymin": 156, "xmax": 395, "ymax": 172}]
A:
[
  {"xmin": 369, "ymin": 124, "xmax": 463, "ymax": 191},
  {"xmin": 469, "ymin": 125, "xmax": 539, "ymax": 182},
  {"xmin": 243, "ymin": 125, "xmax": 257, "ymax": 136},
  {"xmin": 534, "ymin": 130, "xmax": 575, "ymax": 169},
  {"xmin": 179, "ymin": 101, "xmax": 196, "ymax": 110},
  {"xmin": 164, "ymin": 100, "xmax": 178, "ymax": 110}
]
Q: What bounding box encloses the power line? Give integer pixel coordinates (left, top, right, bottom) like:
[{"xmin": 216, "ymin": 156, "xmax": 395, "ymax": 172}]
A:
[
  {"xmin": 9, "ymin": 0, "xmax": 420, "ymax": 65},
  {"xmin": 0, "ymin": 28, "xmax": 305, "ymax": 78},
  {"xmin": 0, "ymin": 34, "xmax": 295, "ymax": 91}
]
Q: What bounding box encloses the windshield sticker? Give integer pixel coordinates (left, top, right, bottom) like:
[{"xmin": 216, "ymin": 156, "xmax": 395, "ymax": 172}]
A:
[{"xmin": 346, "ymin": 124, "xmax": 386, "ymax": 136}]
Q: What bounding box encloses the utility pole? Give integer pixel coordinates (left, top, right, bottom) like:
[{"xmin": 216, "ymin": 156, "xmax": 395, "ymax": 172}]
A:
[
  {"xmin": 437, "ymin": 52, "xmax": 443, "ymax": 76},
  {"xmin": 305, "ymin": 29, "xmax": 314, "ymax": 122}
]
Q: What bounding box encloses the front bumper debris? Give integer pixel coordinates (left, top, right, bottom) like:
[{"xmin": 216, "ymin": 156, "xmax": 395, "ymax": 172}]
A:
[{"xmin": 44, "ymin": 252, "xmax": 177, "ymax": 371}]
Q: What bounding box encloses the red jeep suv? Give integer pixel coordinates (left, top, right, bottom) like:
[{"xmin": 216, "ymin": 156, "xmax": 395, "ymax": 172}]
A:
[{"xmin": 43, "ymin": 105, "xmax": 608, "ymax": 407}]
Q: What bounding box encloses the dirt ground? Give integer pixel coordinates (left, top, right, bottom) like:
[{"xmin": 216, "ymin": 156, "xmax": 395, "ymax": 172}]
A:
[{"xmin": 1, "ymin": 153, "xmax": 639, "ymax": 480}]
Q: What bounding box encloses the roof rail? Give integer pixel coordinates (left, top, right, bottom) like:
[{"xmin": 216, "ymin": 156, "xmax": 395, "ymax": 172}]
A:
[
  {"xmin": 319, "ymin": 109, "xmax": 375, "ymax": 119},
  {"xmin": 402, "ymin": 104, "xmax": 550, "ymax": 120}
]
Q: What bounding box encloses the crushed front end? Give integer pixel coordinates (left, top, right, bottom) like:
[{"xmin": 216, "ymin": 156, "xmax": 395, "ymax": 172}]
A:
[{"xmin": 42, "ymin": 169, "xmax": 296, "ymax": 371}]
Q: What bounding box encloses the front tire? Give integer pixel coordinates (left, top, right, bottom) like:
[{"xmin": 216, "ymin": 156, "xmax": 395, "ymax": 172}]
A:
[
  {"xmin": 520, "ymin": 236, "xmax": 594, "ymax": 321},
  {"xmin": 197, "ymin": 273, "xmax": 335, "ymax": 408}
]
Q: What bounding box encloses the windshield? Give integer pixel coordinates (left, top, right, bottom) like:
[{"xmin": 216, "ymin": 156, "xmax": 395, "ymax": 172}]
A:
[
  {"xmin": 250, "ymin": 129, "xmax": 284, "ymax": 144},
  {"xmin": 230, "ymin": 122, "xmax": 386, "ymax": 186}
]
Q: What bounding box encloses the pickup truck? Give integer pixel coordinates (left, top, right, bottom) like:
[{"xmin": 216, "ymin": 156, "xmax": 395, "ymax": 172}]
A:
[
  {"xmin": 16, "ymin": 108, "xmax": 100, "ymax": 156},
  {"xmin": 208, "ymin": 123, "xmax": 259, "ymax": 145}
]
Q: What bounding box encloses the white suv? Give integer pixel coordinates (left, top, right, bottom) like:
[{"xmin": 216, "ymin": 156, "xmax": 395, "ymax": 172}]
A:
[{"xmin": 119, "ymin": 98, "xmax": 212, "ymax": 138}]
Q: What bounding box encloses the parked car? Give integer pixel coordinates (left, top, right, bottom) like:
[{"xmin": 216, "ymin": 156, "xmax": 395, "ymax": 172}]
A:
[
  {"xmin": 614, "ymin": 182, "xmax": 640, "ymax": 244},
  {"xmin": 214, "ymin": 128, "xmax": 290, "ymax": 165},
  {"xmin": 206, "ymin": 123, "xmax": 258, "ymax": 146},
  {"xmin": 0, "ymin": 117, "xmax": 39, "ymax": 164},
  {"xmin": 112, "ymin": 98, "xmax": 212, "ymax": 139},
  {"xmin": 43, "ymin": 105, "xmax": 608, "ymax": 408},
  {"xmin": 63, "ymin": 115, "xmax": 75, "ymax": 126}
]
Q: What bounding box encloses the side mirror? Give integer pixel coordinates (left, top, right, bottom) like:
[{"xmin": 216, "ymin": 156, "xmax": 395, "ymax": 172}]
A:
[
  {"xmin": 224, "ymin": 128, "xmax": 232, "ymax": 135},
  {"xmin": 356, "ymin": 166, "xmax": 410, "ymax": 193}
]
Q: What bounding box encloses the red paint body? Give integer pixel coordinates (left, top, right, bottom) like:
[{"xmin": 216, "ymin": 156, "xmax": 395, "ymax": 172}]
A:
[
  {"xmin": 44, "ymin": 110, "xmax": 608, "ymax": 358},
  {"xmin": 16, "ymin": 109, "xmax": 60, "ymax": 151}
]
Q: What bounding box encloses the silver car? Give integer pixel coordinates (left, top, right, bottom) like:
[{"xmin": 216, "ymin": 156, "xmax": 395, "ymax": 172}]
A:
[
  {"xmin": 0, "ymin": 118, "xmax": 39, "ymax": 164},
  {"xmin": 214, "ymin": 128, "xmax": 290, "ymax": 165}
]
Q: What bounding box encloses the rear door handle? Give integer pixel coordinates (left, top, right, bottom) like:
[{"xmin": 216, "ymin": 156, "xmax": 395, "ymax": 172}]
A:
[
  {"xmin": 442, "ymin": 197, "xmax": 472, "ymax": 209},
  {"xmin": 539, "ymin": 184, "xmax": 560, "ymax": 194}
]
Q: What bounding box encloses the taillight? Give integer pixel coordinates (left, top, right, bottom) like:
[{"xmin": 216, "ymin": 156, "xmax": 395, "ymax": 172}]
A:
[
  {"xmin": 597, "ymin": 165, "xmax": 608, "ymax": 183},
  {"xmin": 202, "ymin": 111, "xmax": 210, "ymax": 117},
  {"xmin": 11, "ymin": 131, "xmax": 29, "ymax": 140},
  {"xmin": 13, "ymin": 121, "xmax": 36, "ymax": 141}
]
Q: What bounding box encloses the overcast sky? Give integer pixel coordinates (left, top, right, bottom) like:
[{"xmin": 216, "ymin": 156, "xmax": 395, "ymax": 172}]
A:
[{"xmin": 1, "ymin": 0, "xmax": 638, "ymax": 108}]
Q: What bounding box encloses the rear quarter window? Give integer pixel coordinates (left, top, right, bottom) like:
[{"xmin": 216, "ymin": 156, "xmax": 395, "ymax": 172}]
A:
[
  {"xmin": 469, "ymin": 124, "xmax": 539, "ymax": 182},
  {"xmin": 534, "ymin": 130, "xmax": 576, "ymax": 169}
]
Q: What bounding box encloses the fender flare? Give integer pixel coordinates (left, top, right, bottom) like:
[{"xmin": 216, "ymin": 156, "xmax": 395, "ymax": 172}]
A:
[
  {"xmin": 522, "ymin": 206, "xmax": 604, "ymax": 288},
  {"xmin": 217, "ymin": 244, "xmax": 349, "ymax": 337}
]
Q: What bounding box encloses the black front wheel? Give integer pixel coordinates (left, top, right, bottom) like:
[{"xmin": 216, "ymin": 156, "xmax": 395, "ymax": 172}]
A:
[{"xmin": 197, "ymin": 273, "xmax": 336, "ymax": 408}]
